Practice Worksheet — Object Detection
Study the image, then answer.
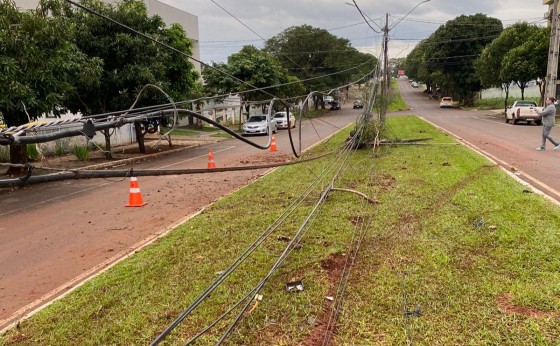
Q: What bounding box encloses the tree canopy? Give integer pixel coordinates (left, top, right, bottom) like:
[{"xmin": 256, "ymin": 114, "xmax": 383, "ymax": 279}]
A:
[
  {"xmin": 63, "ymin": 0, "xmax": 199, "ymax": 116},
  {"xmin": 0, "ymin": 0, "xmax": 84, "ymax": 126},
  {"xmin": 403, "ymin": 14, "xmax": 503, "ymax": 105},
  {"xmin": 264, "ymin": 25, "xmax": 377, "ymax": 93},
  {"xmin": 474, "ymin": 22, "xmax": 548, "ymax": 106}
]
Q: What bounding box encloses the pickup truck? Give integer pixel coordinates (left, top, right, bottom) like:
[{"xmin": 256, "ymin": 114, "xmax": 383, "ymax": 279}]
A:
[{"xmin": 506, "ymin": 100, "xmax": 543, "ymax": 125}]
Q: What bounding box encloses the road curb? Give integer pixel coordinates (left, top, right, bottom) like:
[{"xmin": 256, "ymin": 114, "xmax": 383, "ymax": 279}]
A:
[{"xmin": 418, "ymin": 116, "xmax": 560, "ymax": 207}]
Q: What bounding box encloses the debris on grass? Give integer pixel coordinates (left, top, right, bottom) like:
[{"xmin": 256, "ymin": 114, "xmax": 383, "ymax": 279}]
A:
[{"xmin": 285, "ymin": 280, "xmax": 304, "ymax": 292}]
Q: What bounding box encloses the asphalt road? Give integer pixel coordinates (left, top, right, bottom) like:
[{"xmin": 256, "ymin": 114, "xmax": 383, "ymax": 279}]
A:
[
  {"xmin": 0, "ymin": 105, "xmax": 361, "ymax": 330},
  {"xmin": 397, "ymin": 79, "xmax": 560, "ymax": 201}
]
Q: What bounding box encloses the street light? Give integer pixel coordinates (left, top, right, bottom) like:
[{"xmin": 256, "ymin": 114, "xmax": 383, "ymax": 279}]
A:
[{"xmin": 345, "ymin": 2, "xmax": 383, "ymax": 32}]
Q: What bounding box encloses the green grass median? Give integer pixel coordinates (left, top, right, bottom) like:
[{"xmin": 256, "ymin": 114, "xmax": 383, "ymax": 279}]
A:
[{"xmin": 2, "ymin": 116, "xmax": 559, "ymax": 345}]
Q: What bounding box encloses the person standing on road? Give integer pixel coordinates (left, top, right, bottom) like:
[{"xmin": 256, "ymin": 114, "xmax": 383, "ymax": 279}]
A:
[{"xmin": 536, "ymin": 97, "xmax": 560, "ymax": 151}]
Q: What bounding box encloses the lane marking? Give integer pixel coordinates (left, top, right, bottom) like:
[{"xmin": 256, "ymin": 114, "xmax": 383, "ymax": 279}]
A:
[
  {"xmin": 0, "ymin": 184, "xmax": 109, "ymax": 217},
  {"xmin": 158, "ymin": 145, "xmax": 236, "ymax": 169}
]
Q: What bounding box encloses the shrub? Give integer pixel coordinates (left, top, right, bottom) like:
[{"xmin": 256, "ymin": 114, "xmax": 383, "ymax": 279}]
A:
[
  {"xmin": 72, "ymin": 145, "xmax": 90, "ymax": 161},
  {"xmin": 55, "ymin": 138, "xmax": 70, "ymax": 156},
  {"xmin": 0, "ymin": 146, "xmax": 9, "ymax": 162},
  {"xmin": 27, "ymin": 144, "xmax": 41, "ymax": 161}
]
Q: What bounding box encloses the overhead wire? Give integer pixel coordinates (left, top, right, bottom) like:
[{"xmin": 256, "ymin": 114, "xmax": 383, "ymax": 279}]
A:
[
  {"xmin": 153, "ymin": 96, "xmax": 377, "ymax": 344},
  {"xmin": 63, "ymin": 0, "xmax": 283, "ymax": 103},
  {"xmin": 212, "ymin": 126, "xmax": 364, "ymax": 345},
  {"xmin": 151, "ymin": 129, "xmax": 359, "ymax": 344}
]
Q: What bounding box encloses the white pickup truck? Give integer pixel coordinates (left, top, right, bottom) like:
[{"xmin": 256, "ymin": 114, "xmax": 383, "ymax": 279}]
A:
[{"xmin": 506, "ymin": 100, "xmax": 543, "ymax": 125}]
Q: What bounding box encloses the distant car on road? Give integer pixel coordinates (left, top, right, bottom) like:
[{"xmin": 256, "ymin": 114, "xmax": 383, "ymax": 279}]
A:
[
  {"xmin": 242, "ymin": 115, "xmax": 277, "ymax": 135},
  {"xmin": 330, "ymin": 101, "xmax": 341, "ymax": 110},
  {"xmin": 411, "ymin": 81, "xmax": 419, "ymax": 88},
  {"xmin": 323, "ymin": 96, "xmax": 334, "ymax": 104},
  {"xmin": 506, "ymin": 100, "xmax": 543, "ymax": 125},
  {"xmin": 439, "ymin": 97, "xmax": 454, "ymax": 108},
  {"xmin": 353, "ymin": 100, "xmax": 364, "ymax": 109},
  {"xmin": 273, "ymin": 111, "xmax": 296, "ymax": 129}
]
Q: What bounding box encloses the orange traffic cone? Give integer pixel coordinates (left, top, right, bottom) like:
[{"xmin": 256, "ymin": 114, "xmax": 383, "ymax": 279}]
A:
[
  {"xmin": 270, "ymin": 135, "xmax": 277, "ymax": 152},
  {"xmin": 125, "ymin": 177, "xmax": 148, "ymax": 207},
  {"xmin": 207, "ymin": 148, "xmax": 216, "ymax": 168}
]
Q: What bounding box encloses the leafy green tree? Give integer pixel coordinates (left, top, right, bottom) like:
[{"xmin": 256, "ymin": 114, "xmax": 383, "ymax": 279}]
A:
[
  {"xmin": 427, "ymin": 14, "xmax": 503, "ymax": 105},
  {"xmin": 475, "ymin": 22, "xmax": 547, "ymax": 110},
  {"xmin": 403, "ymin": 37, "xmax": 437, "ymax": 93},
  {"xmin": 63, "ymin": 0, "xmax": 199, "ymax": 156},
  {"xmin": 203, "ymin": 45, "xmax": 301, "ymax": 117},
  {"xmin": 500, "ymin": 26, "xmax": 548, "ymax": 103},
  {"xmin": 264, "ymin": 25, "xmax": 377, "ymax": 107},
  {"xmin": 0, "ymin": 0, "xmax": 89, "ymax": 170}
]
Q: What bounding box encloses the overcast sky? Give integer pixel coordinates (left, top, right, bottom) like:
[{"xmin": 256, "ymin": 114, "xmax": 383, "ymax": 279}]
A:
[{"xmin": 160, "ymin": 0, "xmax": 548, "ymax": 63}]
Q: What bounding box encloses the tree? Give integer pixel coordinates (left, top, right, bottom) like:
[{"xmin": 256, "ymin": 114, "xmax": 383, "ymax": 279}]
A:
[
  {"xmin": 500, "ymin": 26, "xmax": 548, "ymax": 104},
  {"xmin": 403, "ymin": 37, "xmax": 437, "ymax": 94},
  {"xmin": 63, "ymin": 0, "xmax": 199, "ymax": 156},
  {"xmin": 0, "ymin": 0, "xmax": 87, "ymax": 172},
  {"xmin": 203, "ymin": 45, "xmax": 300, "ymax": 118},
  {"xmin": 475, "ymin": 22, "xmax": 547, "ymax": 111},
  {"xmin": 427, "ymin": 14, "xmax": 503, "ymax": 105},
  {"xmin": 264, "ymin": 25, "xmax": 377, "ymax": 108}
]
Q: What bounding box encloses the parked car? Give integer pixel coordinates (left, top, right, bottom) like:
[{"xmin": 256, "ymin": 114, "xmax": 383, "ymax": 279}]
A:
[
  {"xmin": 242, "ymin": 115, "xmax": 277, "ymax": 135},
  {"xmin": 353, "ymin": 100, "xmax": 364, "ymax": 109},
  {"xmin": 411, "ymin": 81, "xmax": 419, "ymax": 88},
  {"xmin": 506, "ymin": 100, "xmax": 543, "ymax": 125},
  {"xmin": 330, "ymin": 101, "xmax": 341, "ymax": 110},
  {"xmin": 323, "ymin": 96, "xmax": 334, "ymax": 104},
  {"xmin": 273, "ymin": 111, "xmax": 296, "ymax": 129},
  {"xmin": 439, "ymin": 97, "xmax": 453, "ymax": 108}
]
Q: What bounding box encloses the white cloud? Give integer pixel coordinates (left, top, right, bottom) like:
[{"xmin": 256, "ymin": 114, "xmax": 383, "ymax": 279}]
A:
[{"xmin": 161, "ymin": 0, "xmax": 548, "ymax": 62}]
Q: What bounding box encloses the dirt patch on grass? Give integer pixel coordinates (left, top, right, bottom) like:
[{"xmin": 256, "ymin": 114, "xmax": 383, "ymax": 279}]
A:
[
  {"xmin": 369, "ymin": 173, "xmax": 396, "ymax": 190},
  {"xmin": 301, "ymin": 253, "xmax": 347, "ymax": 346},
  {"xmin": 497, "ymin": 294, "xmax": 556, "ymax": 319}
]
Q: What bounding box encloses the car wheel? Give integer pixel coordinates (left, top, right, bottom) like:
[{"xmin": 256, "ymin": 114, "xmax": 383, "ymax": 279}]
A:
[
  {"xmin": 505, "ymin": 115, "xmax": 509, "ymax": 124},
  {"xmin": 512, "ymin": 115, "xmax": 519, "ymax": 125}
]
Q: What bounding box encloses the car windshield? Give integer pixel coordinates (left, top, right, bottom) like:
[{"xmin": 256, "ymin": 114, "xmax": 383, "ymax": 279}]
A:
[
  {"xmin": 517, "ymin": 101, "xmax": 537, "ymax": 106},
  {"xmin": 247, "ymin": 116, "xmax": 267, "ymax": 122},
  {"xmin": 274, "ymin": 113, "xmax": 286, "ymax": 119},
  {"xmin": 442, "ymin": 97, "xmax": 452, "ymax": 101}
]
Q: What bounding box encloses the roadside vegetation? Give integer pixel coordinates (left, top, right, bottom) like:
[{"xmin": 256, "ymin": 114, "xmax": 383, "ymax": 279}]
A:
[
  {"xmin": 401, "ymin": 17, "xmax": 548, "ymax": 109},
  {"xmin": 388, "ymin": 79, "xmax": 408, "ymax": 112},
  {"xmin": 472, "ymin": 97, "xmax": 541, "ymax": 111},
  {"xmin": 2, "ymin": 114, "xmax": 559, "ymax": 345}
]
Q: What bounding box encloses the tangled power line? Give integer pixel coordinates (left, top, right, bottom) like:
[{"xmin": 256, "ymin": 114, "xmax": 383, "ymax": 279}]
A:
[{"xmin": 0, "ymin": 1, "xmax": 395, "ymax": 344}]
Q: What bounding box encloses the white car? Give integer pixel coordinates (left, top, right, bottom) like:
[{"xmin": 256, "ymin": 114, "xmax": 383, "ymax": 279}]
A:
[
  {"xmin": 506, "ymin": 100, "xmax": 543, "ymax": 125},
  {"xmin": 439, "ymin": 97, "xmax": 453, "ymax": 108},
  {"xmin": 274, "ymin": 112, "xmax": 296, "ymax": 129},
  {"xmin": 411, "ymin": 81, "xmax": 419, "ymax": 88},
  {"xmin": 242, "ymin": 115, "xmax": 277, "ymax": 135}
]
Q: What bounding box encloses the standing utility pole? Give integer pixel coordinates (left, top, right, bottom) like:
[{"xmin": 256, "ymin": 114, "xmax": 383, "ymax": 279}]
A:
[
  {"xmin": 546, "ymin": 0, "xmax": 560, "ymax": 99},
  {"xmin": 380, "ymin": 13, "xmax": 389, "ymax": 124}
]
